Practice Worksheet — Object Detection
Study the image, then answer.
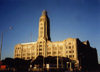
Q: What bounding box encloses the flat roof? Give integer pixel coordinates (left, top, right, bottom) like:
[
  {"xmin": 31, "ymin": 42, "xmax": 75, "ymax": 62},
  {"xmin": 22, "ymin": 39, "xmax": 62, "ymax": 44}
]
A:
[{"xmin": 21, "ymin": 42, "xmax": 37, "ymax": 45}]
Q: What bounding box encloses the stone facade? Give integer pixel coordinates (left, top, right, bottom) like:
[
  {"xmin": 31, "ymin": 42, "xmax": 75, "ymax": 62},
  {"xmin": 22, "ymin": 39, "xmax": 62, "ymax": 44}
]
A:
[{"xmin": 14, "ymin": 10, "xmax": 98, "ymax": 68}]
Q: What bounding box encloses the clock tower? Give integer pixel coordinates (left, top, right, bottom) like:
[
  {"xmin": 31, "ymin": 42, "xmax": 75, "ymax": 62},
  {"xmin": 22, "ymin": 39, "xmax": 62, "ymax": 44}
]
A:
[
  {"xmin": 38, "ymin": 10, "xmax": 51, "ymax": 41},
  {"xmin": 37, "ymin": 10, "xmax": 51, "ymax": 57}
]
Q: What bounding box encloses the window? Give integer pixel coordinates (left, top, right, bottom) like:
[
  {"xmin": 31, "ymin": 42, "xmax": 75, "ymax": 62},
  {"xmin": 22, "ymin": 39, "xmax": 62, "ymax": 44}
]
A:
[
  {"xmin": 72, "ymin": 55, "xmax": 74, "ymax": 58},
  {"xmin": 60, "ymin": 46, "xmax": 63, "ymax": 50},
  {"xmin": 22, "ymin": 57, "xmax": 25, "ymax": 59},
  {"xmin": 53, "ymin": 52, "xmax": 56, "ymax": 54},
  {"xmin": 66, "ymin": 55, "xmax": 68, "ymax": 58},
  {"xmin": 69, "ymin": 43, "xmax": 71, "ymax": 45},
  {"xmin": 27, "ymin": 53, "xmax": 30, "ymax": 56},
  {"xmin": 72, "ymin": 50, "xmax": 74, "ymax": 53},
  {"xmin": 31, "ymin": 57, "xmax": 34, "ymax": 59},
  {"xmin": 27, "ymin": 57, "xmax": 30, "ymax": 59},
  {"xmin": 39, "ymin": 45, "xmax": 42, "ymax": 47},
  {"xmin": 47, "ymin": 52, "xmax": 51, "ymax": 54},
  {"xmin": 69, "ymin": 46, "xmax": 71, "ymax": 49},
  {"xmin": 69, "ymin": 55, "xmax": 72, "ymax": 58},
  {"xmin": 58, "ymin": 51, "xmax": 61, "ymax": 54},
  {"xmin": 17, "ymin": 47, "xmax": 20, "ymax": 49},
  {"xmin": 69, "ymin": 51, "xmax": 71, "ymax": 53},
  {"xmin": 40, "ymin": 42, "xmax": 42, "ymax": 43},
  {"xmin": 40, "ymin": 27, "xmax": 43, "ymax": 30},
  {"xmin": 32, "ymin": 53, "xmax": 34, "ymax": 55},
  {"xmin": 23, "ymin": 54, "xmax": 25, "ymax": 56},
  {"xmin": 69, "ymin": 55, "xmax": 74, "ymax": 58},
  {"xmin": 66, "ymin": 51, "xmax": 68, "ymax": 53},
  {"xmin": 17, "ymin": 54, "xmax": 20, "ymax": 56},
  {"xmin": 39, "ymin": 52, "xmax": 42, "ymax": 55},
  {"xmin": 39, "ymin": 48, "xmax": 42, "ymax": 51}
]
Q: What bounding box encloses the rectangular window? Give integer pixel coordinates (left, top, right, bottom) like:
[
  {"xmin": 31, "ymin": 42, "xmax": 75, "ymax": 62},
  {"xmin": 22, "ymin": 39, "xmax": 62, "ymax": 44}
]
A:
[
  {"xmin": 39, "ymin": 48, "xmax": 42, "ymax": 51},
  {"xmin": 22, "ymin": 57, "xmax": 25, "ymax": 59},
  {"xmin": 40, "ymin": 27, "xmax": 43, "ymax": 30},
  {"xmin": 47, "ymin": 52, "xmax": 51, "ymax": 54},
  {"xmin": 32, "ymin": 53, "xmax": 34, "ymax": 55},
  {"xmin": 69, "ymin": 43, "xmax": 71, "ymax": 45},
  {"xmin": 27, "ymin": 57, "xmax": 30, "ymax": 59},
  {"xmin": 72, "ymin": 50, "xmax": 74, "ymax": 53},
  {"xmin": 39, "ymin": 52, "xmax": 42, "ymax": 55},
  {"xmin": 66, "ymin": 55, "xmax": 68, "ymax": 58},
  {"xmin": 53, "ymin": 52, "xmax": 56, "ymax": 54},
  {"xmin": 39, "ymin": 45, "xmax": 42, "ymax": 47},
  {"xmin": 23, "ymin": 54, "xmax": 25, "ymax": 56},
  {"xmin": 17, "ymin": 54, "xmax": 20, "ymax": 56},
  {"xmin": 31, "ymin": 57, "xmax": 34, "ymax": 59},
  {"xmin": 69, "ymin": 46, "xmax": 71, "ymax": 49},
  {"xmin": 58, "ymin": 51, "xmax": 61, "ymax": 54},
  {"xmin": 69, "ymin": 55, "xmax": 74, "ymax": 58},
  {"xmin": 69, "ymin": 55, "xmax": 72, "ymax": 58},
  {"xmin": 69, "ymin": 51, "xmax": 71, "ymax": 53},
  {"xmin": 73, "ymin": 55, "xmax": 74, "ymax": 58},
  {"xmin": 27, "ymin": 53, "xmax": 30, "ymax": 56}
]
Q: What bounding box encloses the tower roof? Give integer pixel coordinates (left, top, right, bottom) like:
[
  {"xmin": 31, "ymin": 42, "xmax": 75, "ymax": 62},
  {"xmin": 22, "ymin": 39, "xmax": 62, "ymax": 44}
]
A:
[{"xmin": 42, "ymin": 10, "xmax": 47, "ymax": 15}]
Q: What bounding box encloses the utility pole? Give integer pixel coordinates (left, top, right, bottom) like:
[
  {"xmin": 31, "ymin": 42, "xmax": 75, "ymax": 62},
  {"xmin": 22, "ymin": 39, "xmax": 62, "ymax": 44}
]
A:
[{"xmin": 0, "ymin": 32, "xmax": 3, "ymax": 61}]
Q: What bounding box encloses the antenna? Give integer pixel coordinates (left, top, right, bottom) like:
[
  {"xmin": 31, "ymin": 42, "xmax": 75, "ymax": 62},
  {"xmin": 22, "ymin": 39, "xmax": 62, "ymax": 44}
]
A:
[{"xmin": 31, "ymin": 32, "xmax": 32, "ymax": 42}]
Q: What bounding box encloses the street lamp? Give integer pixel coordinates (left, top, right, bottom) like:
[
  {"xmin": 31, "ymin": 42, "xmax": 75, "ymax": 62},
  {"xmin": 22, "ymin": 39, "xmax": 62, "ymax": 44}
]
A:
[
  {"xmin": 0, "ymin": 32, "xmax": 3, "ymax": 61},
  {"xmin": 0, "ymin": 26, "xmax": 13, "ymax": 61},
  {"xmin": 57, "ymin": 46, "xmax": 59, "ymax": 69},
  {"xmin": 66, "ymin": 62, "xmax": 69, "ymax": 69}
]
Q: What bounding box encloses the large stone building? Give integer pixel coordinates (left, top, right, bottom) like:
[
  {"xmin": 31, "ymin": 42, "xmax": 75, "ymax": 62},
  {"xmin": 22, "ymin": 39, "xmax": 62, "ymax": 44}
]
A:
[{"xmin": 14, "ymin": 10, "xmax": 98, "ymax": 68}]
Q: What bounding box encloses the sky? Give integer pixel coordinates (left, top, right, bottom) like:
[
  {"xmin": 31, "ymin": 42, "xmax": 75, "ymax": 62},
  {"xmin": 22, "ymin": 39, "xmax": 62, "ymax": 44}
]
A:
[{"xmin": 0, "ymin": 0, "xmax": 100, "ymax": 62}]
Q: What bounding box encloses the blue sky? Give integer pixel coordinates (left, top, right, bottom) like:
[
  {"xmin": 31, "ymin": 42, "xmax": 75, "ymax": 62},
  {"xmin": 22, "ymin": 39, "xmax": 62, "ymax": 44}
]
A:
[{"xmin": 0, "ymin": 0, "xmax": 100, "ymax": 62}]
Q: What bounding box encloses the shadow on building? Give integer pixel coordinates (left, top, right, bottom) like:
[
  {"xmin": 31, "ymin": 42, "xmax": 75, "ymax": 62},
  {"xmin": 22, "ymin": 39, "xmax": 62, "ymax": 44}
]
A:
[{"xmin": 77, "ymin": 39, "xmax": 98, "ymax": 71}]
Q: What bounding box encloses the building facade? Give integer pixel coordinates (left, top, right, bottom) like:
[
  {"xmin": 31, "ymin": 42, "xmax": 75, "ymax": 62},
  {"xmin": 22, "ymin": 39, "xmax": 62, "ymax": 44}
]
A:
[{"xmin": 14, "ymin": 10, "xmax": 98, "ymax": 68}]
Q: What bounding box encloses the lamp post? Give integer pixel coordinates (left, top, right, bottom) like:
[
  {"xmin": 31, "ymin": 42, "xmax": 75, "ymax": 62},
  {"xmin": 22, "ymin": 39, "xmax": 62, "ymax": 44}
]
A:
[
  {"xmin": 0, "ymin": 32, "xmax": 3, "ymax": 61},
  {"xmin": 57, "ymin": 46, "xmax": 59, "ymax": 69},
  {"xmin": 67, "ymin": 62, "xmax": 69, "ymax": 69},
  {"xmin": 0, "ymin": 26, "xmax": 13, "ymax": 61}
]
